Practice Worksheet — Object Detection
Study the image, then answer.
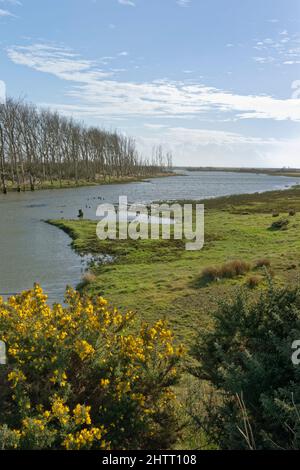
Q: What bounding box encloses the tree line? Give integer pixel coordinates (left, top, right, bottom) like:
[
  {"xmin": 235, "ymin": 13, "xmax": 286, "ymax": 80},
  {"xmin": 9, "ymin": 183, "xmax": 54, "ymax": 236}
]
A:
[{"xmin": 0, "ymin": 98, "xmax": 173, "ymax": 193}]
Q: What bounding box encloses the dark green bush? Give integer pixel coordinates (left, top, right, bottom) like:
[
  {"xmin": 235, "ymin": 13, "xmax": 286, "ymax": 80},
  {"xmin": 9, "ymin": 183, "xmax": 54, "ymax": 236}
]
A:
[
  {"xmin": 191, "ymin": 284, "xmax": 300, "ymax": 449},
  {"xmin": 270, "ymin": 218, "xmax": 289, "ymax": 230}
]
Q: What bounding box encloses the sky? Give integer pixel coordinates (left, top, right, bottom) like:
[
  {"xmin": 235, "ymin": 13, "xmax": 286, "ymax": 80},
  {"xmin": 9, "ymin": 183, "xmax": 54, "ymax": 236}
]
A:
[{"xmin": 0, "ymin": 0, "xmax": 300, "ymax": 167}]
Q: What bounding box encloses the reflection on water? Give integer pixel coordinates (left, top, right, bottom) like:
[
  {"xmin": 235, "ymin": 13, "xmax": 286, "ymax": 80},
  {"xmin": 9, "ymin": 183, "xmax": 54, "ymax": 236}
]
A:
[{"xmin": 0, "ymin": 171, "xmax": 299, "ymax": 303}]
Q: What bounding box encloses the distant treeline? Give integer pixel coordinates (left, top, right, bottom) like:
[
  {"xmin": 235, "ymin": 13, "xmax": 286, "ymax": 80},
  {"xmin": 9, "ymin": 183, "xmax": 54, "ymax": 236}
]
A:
[
  {"xmin": 179, "ymin": 166, "xmax": 300, "ymax": 176},
  {"xmin": 0, "ymin": 98, "xmax": 173, "ymax": 193}
]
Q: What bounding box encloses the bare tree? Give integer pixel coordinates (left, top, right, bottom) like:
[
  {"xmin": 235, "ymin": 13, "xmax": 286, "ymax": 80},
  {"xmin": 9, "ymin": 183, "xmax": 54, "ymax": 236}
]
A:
[{"xmin": 0, "ymin": 97, "xmax": 171, "ymax": 192}]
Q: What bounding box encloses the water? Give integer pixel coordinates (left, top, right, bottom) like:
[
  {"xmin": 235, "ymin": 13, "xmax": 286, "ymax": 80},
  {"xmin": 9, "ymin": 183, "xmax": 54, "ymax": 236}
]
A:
[{"xmin": 0, "ymin": 171, "xmax": 299, "ymax": 302}]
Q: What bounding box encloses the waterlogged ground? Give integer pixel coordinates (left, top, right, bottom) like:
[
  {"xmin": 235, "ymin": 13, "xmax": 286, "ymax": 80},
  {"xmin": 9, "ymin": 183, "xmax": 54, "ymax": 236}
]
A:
[
  {"xmin": 0, "ymin": 171, "xmax": 299, "ymax": 302},
  {"xmin": 51, "ymin": 185, "xmax": 300, "ymax": 345}
]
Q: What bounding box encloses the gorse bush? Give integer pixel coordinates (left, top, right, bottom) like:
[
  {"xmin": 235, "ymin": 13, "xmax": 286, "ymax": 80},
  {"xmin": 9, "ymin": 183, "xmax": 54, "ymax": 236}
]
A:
[
  {"xmin": 0, "ymin": 285, "xmax": 184, "ymax": 450},
  {"xmin": 191, "ymin": 284, "xmax": 300, "ymax": 449}
]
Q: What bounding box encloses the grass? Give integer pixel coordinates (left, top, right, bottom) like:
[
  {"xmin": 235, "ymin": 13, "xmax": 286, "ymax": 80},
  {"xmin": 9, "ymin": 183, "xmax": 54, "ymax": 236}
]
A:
[{"xmin": 48, "ymin": 184, "xmax": 300, "ymax": 346}]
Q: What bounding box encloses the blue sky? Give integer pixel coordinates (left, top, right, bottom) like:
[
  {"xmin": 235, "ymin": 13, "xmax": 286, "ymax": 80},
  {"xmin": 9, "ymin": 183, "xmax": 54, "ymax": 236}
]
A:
[{"xmin": 1, "ymin": 0, "xmax": 300, "ymax": 166}]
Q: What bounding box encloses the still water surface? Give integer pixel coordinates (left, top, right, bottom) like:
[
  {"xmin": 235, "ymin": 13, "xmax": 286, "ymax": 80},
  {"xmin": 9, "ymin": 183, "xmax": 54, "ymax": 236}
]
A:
[{"xmin": 0, "ymin": 171, "xmax": 299, "ymax": 302}]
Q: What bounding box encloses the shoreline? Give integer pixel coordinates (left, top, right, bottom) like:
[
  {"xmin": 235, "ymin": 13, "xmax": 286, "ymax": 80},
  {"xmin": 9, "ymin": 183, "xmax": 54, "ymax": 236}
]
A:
[
  {"xmin": 177, "ymin": 166, "xmax": 300, "ymax": 178},
  {"xmin": 0, "ymin": 172, "xmax": 176, "ymax": 194}
]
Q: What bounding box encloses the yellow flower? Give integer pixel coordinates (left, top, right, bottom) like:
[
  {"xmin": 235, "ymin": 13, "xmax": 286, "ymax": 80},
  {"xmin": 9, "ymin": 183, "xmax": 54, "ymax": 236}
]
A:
[
  {"xmin": 7, "ymin": 370, "xmax": 26, "ymax": 388},
  {"xmin": 51, "ymin": 397, "xmax": 70, "ymax": 426},
  {"xmin": 63, "ymin": 427, "xmax": 106, "ymax": 450},
  {"xmin": 100, "ymin": 378, "xmax": 110, "ymax": 388},
  {"xmin": 73, "ymin": 404, "xmax": 92, "ymax": 426},
  {"xmin": 50, "ymin": 370, "xmax": 68, "ymax": 387},
  {"xmin": 75, "ymin": 339, "xmax": 95, "ymax": 361}
]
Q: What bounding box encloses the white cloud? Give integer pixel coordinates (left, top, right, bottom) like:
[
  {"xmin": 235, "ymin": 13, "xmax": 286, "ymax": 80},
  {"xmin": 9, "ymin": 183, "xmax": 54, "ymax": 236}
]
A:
[
  {"xmin": 0, "ymin": 0, "xmax": 21, "ymax": 5},
  {"xmin": 0, "ymin": 8, "xmax": 14, "ymax": 16},
  {"xmin": 253, "ymin": 56, "xmax": 275, "ymax": 64},
  {"xmin": 176, "ymin": 0, "xmax": 191, "ymax": 7},
  {"xmin": 136, "ymin": 127, "xmax": 300, "ymax": 167},
  {"xmin": 0, "ymin": 80, "xmax": 6, "ymax": 103},
  {"xmin": 163, "ymin": 127, "xmax": 272, "ymax": 146},
  {"xmin": 253, "ymin": 31, "xmax": 300, "ymax": 66},
  {"xmin": 118, "ymin": 0, "xmax": 135, "ymax": 6},
  {"xmin": 7, "ymin": 44, "xmax": 113, "ymax": 82},
  {"xmin": 7, "ymin": 42, "xmax": 300, "ymax": 123}
]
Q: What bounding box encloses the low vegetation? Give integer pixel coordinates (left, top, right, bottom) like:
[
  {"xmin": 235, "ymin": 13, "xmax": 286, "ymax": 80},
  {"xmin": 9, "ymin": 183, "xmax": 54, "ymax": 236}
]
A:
[
  {"xmin": 254, "ymin": 258, "xmax": 271, "ymax": 269},
  {"xmin": 191, "ymin": 284, "xmax": 300, "ymax": 450},
  {"xmin": 0, "ymin": 285, "xmax": 183, "ymax": 450},
  {"xmin": 201, "ymin": 260, "xmax": 251, "ymax": 283},
  {"xmin": 1, "ymin": 282, "xmax": 300, "ymax": 450},
  {"xmin": 245, "ymin": 275, "xmax": 262, "ymax": 289},
  {"xmin": 6, "ymin": 184, "xmax": 296, "ymax": 449},
  {"xmin": 48, "ymin": 184, "xmax": 300, "ymax": 344},
  {"xmin": 270, "ymin": 218, "xmax": 289, "ymax": 230}
]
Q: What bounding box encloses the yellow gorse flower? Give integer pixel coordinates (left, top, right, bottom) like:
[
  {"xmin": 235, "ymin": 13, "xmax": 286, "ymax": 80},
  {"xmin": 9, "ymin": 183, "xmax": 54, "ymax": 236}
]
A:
[
  {"xmin": 63, "ymin": 426, "xmax": 106, "ymax": 450},
  {"xmin": 73, "ymin": 404, "xmax": 92, "ymax": 426},
  {"xmin": 51, "ymin": 397, "xmax": 70, "ymax": 426},
  {"xmin": 75, "ymin": 339, "xmax": 95, "ymax": 361},
  {"xmin": 7, "ymin": 370, "xmax": 26, "ymax": 388}
]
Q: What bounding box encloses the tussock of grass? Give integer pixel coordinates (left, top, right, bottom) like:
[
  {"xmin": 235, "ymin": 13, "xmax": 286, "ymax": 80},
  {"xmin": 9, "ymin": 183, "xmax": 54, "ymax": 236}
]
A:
[
  {"xmin": 201, "ymin": 259, "xmax": 251, "ymax": 283},
  {"xmin": 272, "ymin": 211, "xmax": 280, "ymax": 217},
  {"xmin": 246, "ymin": 275, "xmax": 262, "ymax": 289},
  {"xmin": 255, "ymin": 258, "xmax": 271, "ymax": 269}
]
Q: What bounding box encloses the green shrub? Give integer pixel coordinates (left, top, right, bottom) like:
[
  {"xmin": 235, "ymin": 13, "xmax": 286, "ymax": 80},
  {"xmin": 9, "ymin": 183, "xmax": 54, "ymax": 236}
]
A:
[
  {"xmin": 191, "ymin": 284, "xmax": 300, "ymax": 449},
  {"xmin": 270, "ymin": 218, "xmax": 289, "ymax": 230}
]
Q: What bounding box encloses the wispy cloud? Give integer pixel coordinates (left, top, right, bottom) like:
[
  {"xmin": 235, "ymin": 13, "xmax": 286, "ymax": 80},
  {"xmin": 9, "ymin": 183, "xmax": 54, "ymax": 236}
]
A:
[
  {"xmin": 0, "ymin": 8, "xmax": 14, "ymax": 16},
  {"xmin": 176, "ymin": 0, "xmax": 191, "ymax": 7},
  {"xmin": 0, "ymin": 0, "xmax": 21, "ymax": 5},
  {"xmin": 253, "ymin": 30, "xmax": 300, "ymax": 66},
  {"xmin": 0, "ymin": 80, "xmax": 6, "ymax": 103},
  {"xmin": 7, "ymin": 44, "xmax": 113, "ymax": 82},
  {"xmin": 137, "ymin": 127, "xmax": 299, "ymax": 167},
  {"xmin": 7, "ymin": 43, "xmax": 300, "ymax": 123},
  {"xmin": 118, "ymin": 0, "xmax": 135, "ymax": 6}
]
